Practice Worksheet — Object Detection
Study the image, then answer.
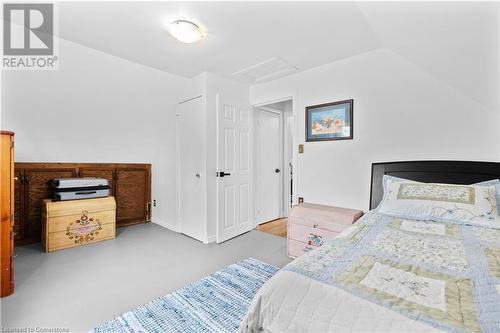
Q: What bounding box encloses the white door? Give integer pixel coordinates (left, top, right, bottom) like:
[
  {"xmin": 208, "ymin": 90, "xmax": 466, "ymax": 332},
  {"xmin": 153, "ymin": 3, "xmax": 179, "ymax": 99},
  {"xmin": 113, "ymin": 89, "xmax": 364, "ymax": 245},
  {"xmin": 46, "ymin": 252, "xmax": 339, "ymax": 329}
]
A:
[
  {"xmin": 256, "ymin": 110, "xmax": 281, "ymax": 223},
  {"xmin": 178, "ymin": 97, "xmax": 206, "ymax": 242},
  {"xmin": 216, "ymin": 94, "xmax": 253, "ymax": 243}
]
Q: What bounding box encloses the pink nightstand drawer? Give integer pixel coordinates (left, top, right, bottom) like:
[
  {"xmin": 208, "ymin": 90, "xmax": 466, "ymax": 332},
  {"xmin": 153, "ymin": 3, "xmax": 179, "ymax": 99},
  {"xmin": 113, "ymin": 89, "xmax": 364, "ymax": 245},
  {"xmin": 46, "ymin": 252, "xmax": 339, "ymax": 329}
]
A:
[
  {"xmin": 288, "ymin": 239, "xmax": 316, "ymax": 258},
  {"xmin": 289, "ymin": 222, "xmax": 339, "ymax": 246}
]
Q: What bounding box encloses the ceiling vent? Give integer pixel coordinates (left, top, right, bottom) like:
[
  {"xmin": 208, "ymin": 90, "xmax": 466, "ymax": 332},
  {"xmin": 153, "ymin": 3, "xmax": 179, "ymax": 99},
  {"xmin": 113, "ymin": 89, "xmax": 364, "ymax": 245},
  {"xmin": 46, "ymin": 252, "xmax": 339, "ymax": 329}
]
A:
[{"xmin": 233, "ymin": 57, "xmax": 298, "ymax": 83}]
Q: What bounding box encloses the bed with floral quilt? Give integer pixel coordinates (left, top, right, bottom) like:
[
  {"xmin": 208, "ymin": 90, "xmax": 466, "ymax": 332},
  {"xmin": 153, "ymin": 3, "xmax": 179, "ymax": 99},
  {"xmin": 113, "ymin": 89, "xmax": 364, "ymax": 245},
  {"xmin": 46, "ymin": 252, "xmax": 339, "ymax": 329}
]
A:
[{"xmin": 239, "ymin": 178, "xmax": 500, "ymax": 333}]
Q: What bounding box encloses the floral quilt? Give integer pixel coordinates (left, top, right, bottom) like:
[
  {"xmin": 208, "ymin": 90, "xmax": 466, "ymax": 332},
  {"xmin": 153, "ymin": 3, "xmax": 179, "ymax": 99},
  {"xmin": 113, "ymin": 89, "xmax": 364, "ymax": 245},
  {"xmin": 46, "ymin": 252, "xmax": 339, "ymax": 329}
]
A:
[{"xmin": 284, "ymin": 211, "xmax": 500, "ymax": 333}]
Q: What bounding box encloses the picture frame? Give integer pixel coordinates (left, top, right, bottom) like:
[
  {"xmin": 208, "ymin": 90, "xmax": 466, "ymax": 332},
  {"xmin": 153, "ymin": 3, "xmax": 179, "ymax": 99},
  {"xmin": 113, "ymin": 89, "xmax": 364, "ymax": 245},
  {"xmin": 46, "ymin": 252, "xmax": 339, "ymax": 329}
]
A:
[{"xmin": 305, "ymin": 99, "xmax": 353, "ymax": 142}]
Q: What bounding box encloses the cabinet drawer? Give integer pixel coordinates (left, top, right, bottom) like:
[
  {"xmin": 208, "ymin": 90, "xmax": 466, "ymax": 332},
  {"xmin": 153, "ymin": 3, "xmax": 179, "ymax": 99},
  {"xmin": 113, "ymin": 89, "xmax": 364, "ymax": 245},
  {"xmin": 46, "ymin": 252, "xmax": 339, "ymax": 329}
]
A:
[
  {"xmin": 288, "ymin": 239, "xmax": 316, "ymax": 258},
  {"xmin": 289, "ymin": 222, "xmax": 339, "ymax": 246}
]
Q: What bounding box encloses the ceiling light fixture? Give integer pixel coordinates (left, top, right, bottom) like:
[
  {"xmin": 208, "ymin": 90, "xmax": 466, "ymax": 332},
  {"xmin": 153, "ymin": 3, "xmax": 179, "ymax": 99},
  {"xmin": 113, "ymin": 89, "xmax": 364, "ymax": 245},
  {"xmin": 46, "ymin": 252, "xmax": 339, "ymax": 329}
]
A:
[{"xmin": 169, "ymin": 19, "xmax": 205, "ymax": 43}]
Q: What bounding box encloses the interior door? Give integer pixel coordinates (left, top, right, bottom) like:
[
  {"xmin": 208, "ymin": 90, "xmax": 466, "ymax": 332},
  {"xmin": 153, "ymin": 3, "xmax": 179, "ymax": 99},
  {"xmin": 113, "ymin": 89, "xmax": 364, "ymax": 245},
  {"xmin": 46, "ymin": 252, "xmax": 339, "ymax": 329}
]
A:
[
  {"xmin": 178, "ymin": 96, "xmax": 206, "ymax": 241},
  {"xmin": 256, "ymin": 110, "xmax": 281, "ymax": 223},
  {"xmin": 216, "ymin": 94, "xmax": 253, "ymax": 243}
]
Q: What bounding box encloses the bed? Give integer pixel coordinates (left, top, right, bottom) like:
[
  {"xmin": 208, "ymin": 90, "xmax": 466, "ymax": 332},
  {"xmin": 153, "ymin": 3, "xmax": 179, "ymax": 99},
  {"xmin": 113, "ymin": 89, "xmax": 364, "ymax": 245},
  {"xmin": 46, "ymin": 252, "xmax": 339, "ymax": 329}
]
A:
[{"xmin": 240, "ymin": 161, "xmax": 500, "ymax": 333}]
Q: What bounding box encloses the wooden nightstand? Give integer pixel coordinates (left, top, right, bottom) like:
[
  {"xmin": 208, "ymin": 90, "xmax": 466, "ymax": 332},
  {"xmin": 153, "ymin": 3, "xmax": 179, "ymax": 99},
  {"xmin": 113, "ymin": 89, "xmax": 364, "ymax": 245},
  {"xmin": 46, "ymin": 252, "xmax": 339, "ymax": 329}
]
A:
[{"xmin": 287, "ymin": 203, "xmax": 363, "ymax": 258}]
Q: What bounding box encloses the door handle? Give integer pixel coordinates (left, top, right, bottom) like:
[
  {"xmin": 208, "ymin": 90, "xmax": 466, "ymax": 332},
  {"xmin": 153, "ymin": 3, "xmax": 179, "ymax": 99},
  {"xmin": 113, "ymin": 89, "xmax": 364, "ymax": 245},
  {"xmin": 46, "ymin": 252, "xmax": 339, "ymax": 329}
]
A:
[
  {"xmin": 217, "ymin": 172, "xmax": 231, "ymax": 177},
  {"xmin": 275, "ymin": 168, "xmax": 281, "ymax": 173}
]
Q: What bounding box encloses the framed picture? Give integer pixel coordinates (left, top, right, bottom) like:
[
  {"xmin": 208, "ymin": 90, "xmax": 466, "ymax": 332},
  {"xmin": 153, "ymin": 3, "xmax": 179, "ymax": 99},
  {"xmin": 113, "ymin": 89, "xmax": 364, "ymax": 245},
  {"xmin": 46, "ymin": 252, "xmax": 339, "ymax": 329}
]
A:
[{"xmin": 305, "ymin": 99, "xmax": 353, "ymax": 142}]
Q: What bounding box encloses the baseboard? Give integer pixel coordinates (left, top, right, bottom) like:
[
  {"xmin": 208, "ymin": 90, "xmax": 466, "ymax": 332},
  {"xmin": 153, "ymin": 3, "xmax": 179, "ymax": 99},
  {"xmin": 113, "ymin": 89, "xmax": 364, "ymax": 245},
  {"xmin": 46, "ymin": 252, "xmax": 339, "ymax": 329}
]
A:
[
  {"xmin": 151, "ymin": 219, "xmax": 179, "ymax": 233},
  {"xmin": 207, "ymin": 235, "xmax": 216, "ymax": 243},
  {"xmin": 255, "ymin": 216, "xmax": 287, "ymax": 226}
]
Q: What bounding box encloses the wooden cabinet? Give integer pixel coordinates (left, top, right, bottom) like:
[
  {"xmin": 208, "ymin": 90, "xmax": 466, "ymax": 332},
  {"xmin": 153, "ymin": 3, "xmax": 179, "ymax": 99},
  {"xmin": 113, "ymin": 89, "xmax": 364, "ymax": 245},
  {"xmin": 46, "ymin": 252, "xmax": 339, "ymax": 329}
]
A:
[
  {"xmin": 79, "ymin": 167, "xmax": 115, "ymax": 196},
  {"xmin": 13, "ymin": 169, "xmax": 22, "ymax": 242},
  {"xmin": 115, "ymin": 168, "xmax": 150, "ymax": 226},
  {"xmin": 1, "ymin": 131, "xmax": 15, "ymax": 297},
  {"xmin": 14, "ymin": 163, "xmax": 151, "ymax": 245},
  {"xmin": 23, "ymin": 168, "xmax": 77, "ymax": 244}
]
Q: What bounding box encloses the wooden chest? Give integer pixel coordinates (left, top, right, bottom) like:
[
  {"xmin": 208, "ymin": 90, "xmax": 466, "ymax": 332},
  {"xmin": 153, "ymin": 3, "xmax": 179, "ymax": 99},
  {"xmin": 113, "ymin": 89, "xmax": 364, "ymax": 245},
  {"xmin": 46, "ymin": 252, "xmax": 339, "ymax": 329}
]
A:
[
  {"xmin": 288, "ymin": 203, "xmax": 363, "ymax": 258},
  {"xmin": 42, "ymin": 197, "xmax": 116, "ymax": 252}
]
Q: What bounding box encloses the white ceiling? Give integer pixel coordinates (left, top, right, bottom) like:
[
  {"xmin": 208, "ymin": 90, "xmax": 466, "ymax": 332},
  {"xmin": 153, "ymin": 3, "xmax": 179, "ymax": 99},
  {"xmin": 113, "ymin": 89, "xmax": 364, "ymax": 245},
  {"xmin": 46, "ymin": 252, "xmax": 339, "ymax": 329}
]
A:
[
  {"xmin": 59, "ymin": 1, "xmax": 498, "ymax": 110},
  {"xmin": 58, "ymin": 2, "xmax": 381, "ymax": 77}
]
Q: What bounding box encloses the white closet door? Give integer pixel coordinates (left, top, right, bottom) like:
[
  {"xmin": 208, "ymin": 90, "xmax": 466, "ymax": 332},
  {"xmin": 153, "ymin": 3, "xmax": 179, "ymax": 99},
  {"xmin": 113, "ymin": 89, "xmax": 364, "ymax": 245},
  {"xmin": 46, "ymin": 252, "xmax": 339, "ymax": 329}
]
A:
[
  {"xmin": 178, "ymin": 96, "xmax": 206, "ymax": 242},
  {"xmin": 216, "ymin": 94, "xmax": 253, "ymax": 243}
]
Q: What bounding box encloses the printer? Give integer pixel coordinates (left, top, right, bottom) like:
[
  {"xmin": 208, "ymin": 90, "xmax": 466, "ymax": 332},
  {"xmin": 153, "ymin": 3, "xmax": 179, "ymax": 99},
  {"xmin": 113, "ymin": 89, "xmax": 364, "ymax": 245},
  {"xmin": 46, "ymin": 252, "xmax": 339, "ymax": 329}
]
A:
[{"xmin": 51, "ymin": 178, "xmax": 110, "ymax": 201}]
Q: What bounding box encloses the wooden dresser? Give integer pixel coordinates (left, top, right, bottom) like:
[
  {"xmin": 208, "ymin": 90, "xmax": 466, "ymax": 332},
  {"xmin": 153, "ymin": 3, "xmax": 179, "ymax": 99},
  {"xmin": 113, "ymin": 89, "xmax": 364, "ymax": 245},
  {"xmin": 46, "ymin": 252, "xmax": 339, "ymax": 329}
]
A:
[
  {"xmin": 288, "ymin": 203, "xmax": 363, "ymax": 258},
  {"xmin": 1, "ymin": 131, "xmax": 15, "ymax": 297}
]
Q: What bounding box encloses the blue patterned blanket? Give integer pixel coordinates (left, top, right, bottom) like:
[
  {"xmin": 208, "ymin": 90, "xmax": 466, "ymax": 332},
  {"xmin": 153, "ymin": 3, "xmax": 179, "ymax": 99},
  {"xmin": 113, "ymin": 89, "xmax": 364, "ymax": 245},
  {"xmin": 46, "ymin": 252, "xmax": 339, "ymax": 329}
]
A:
[
  {"xmin": 91, "ymin": 258, "xmax": 278, "ymax": 333},
  {"xmin": 284, "ymin": 211, "xmax": 500, "ymax": 333}
]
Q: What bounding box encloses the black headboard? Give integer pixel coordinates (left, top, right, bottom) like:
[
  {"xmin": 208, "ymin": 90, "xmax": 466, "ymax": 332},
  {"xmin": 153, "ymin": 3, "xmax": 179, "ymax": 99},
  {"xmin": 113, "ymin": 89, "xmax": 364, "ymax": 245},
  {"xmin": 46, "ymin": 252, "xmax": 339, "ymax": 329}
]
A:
[{"xmin": 370, "ymin": 161, "xmax": 500, "ymax": 210}]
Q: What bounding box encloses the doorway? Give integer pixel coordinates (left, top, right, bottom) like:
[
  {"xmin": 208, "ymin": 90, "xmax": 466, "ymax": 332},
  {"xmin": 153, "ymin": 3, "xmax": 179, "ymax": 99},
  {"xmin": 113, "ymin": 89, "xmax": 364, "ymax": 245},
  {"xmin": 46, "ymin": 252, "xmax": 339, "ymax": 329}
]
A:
[{"xmin": 254, "ymin": 99, "xmax": 293, "ymax": 226}]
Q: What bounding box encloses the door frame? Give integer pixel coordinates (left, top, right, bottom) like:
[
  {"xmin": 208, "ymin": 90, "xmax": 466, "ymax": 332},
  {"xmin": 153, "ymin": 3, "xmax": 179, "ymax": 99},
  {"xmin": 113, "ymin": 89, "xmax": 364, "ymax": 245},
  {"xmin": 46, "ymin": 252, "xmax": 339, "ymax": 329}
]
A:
[
  {"xmin": 254, "ymin": 107, "xmax": 284, "ymax": 225},
  {"xmin": 252, "ymin": 95, "xmax": 297, "ymax": 227}
]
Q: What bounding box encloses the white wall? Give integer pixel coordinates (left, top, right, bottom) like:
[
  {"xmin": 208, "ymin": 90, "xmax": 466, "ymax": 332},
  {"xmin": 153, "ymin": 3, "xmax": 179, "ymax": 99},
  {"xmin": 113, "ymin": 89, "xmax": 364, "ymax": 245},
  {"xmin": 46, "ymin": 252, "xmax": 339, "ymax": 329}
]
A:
[
  {"xmin": 1, "ymin": 38, "xmax": 188, "ymax": 229},
  {"xmin": 250, "ymin": 48, "xmax": 500, "ymax": 212}
]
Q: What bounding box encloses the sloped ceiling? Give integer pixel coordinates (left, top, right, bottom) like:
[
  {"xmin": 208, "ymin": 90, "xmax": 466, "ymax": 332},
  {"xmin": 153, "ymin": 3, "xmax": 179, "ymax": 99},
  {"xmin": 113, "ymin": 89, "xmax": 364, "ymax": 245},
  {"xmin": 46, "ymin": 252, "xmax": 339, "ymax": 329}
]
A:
[
  {"xmin": 58, "ymin": 1, "xmax": 498, "ymax": 110},
  {"xmin": 356, "ymin": 1, "xmax": 499, "ymax": 111}
]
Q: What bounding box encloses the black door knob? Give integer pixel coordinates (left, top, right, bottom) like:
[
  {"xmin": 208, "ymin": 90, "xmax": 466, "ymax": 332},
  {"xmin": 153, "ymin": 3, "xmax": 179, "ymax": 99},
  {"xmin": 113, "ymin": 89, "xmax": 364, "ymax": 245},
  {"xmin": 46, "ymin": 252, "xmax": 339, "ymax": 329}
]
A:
[
  {"xmin": 217, "ymin": 171, "xmax": 231, "ymax": 177},
  {"xmin": 275, "ymin": 168, "xmax": 281, "ymax": 173}
]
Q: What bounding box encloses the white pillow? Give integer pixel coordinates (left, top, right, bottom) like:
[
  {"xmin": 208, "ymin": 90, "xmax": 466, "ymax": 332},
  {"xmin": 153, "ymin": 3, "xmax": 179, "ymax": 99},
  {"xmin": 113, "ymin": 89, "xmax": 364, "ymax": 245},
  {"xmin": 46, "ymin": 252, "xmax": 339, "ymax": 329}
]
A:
[
  {"xmin": 378, "ymin": 175, "xmax": 500, "ymax": 213},
  {"xmin": 378, "ymin": 180, "xmax": 500, "ymax": 227}
]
